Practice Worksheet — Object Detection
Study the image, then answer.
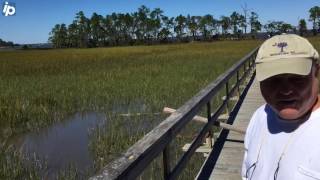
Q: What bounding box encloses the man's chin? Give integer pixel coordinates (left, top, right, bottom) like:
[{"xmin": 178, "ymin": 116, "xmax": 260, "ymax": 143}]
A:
[{"xmin": 277, "ymin": 108, "xmax": 301, "ymax": 120}]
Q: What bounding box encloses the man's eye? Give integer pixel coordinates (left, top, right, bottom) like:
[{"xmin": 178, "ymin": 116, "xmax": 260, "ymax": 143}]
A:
[
  {"xmin": 265, "ymin": 77, "xmax": 280, "ymax": 83},
  {"xmin": 290, "ymin": 77, "xmax": 307, "ymax": 82}
]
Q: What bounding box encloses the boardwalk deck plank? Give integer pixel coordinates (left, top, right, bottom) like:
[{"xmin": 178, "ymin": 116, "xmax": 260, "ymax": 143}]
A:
[{"xmin": 208, "ymin": 78, "xmax": 265, "ymax": 180}]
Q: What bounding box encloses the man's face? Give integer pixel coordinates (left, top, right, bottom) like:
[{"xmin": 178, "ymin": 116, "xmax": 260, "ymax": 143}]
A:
[{"xmin": 260, "ymin": 64, "xmax": 319, "ymax": 120}]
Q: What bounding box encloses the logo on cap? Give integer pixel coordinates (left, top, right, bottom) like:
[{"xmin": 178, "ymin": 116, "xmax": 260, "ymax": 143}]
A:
[{"xmin": 272, "ymin": 42, "xmax": 288, "ymax": 53}]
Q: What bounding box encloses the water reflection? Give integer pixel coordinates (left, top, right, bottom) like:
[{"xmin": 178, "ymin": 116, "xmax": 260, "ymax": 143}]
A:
[
  {"xmin": 8, "ymin": 100, "xmax": 159, "ymax": 178},
  {"xmin": 13, "ymin": 112, "xmax": 106, "ymax": 178}
]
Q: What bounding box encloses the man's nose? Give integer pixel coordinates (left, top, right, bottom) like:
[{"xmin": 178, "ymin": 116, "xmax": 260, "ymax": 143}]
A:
[{"xmin": 278, "ymin": 80, "xmax": 294, "ymax": 95}]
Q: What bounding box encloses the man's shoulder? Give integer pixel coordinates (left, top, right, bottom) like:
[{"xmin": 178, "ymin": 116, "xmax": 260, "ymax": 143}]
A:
[
  {"xmin": 246, "ymin": 104, "xmax": 268, "ymax": 132},
  {"xmin": 244, "ymin": 104, "xmax": 268, "ymax": 145},
  {"xmin": 252, "ymin": 104, "xmax": 268, "ymax": 119}
]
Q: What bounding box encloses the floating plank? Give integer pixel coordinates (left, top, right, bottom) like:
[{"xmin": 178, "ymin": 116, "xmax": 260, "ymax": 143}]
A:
[
  {"xmin": 182, "ymin": 143, "xmax": 212, "ymax": 153},
  {"xmin": 218, "ymin": 113, "xmax": 229, "ymax": 121},
  {"xmin": 181, "ymin": 137, "xmax": 216, "ymax": 158},
  {"xmin": 221, "ymin": 96, "xmax": 239, "ymax": 101},
  {"xmin": 163, "ymin": 107, "xmax": 245, "ymax": 134},
  {"xmin": 119, "ymin": 112, "xmax": 160, "ymax": 117}
]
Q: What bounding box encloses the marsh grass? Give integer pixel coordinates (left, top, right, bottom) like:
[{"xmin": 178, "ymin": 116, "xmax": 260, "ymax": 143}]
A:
[
  {"xmin": 0, "ymin": 145, "xmax": 45, "ymax": 180},
  {"xmin": 0, "ymin": 39, "xmax": 267, "ymax": 178}
]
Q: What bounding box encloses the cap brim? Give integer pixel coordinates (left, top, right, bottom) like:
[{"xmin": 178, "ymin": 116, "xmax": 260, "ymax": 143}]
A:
[{"xmin": 256, "ymin": 58, "xmax": 313, "ymax": 81}]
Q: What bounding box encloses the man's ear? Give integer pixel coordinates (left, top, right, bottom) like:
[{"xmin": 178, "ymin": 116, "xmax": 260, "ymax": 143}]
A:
[{"xmin": 315, "ymin": 63, "xmax": 320, "ymax": 77}]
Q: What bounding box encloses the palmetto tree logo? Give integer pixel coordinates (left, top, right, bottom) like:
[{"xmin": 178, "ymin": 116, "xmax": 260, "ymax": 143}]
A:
[{"xmin": 273, "ymin": 42, "xmax": 288, "ymax": 53}]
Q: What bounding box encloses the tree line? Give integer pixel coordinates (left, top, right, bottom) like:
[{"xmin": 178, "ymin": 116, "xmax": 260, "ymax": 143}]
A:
[
  {"xmin": 0, "ymin": 38, "xmax": 15, "ymax": 47},
  {"xmin": 48, "ymin": 5, "xmax": 320, "ymax": 48}
]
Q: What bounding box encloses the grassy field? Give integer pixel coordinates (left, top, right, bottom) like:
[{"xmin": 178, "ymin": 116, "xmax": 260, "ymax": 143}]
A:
[
  {"xmin": 2, "ymin": 37, "xmax": 318, "ymax": 179},
  {"xmin": 0, "ymin": 40, "xmax": 262, "ymax": 139}
]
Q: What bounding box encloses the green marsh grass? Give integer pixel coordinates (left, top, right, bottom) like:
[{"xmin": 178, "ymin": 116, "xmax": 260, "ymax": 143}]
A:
[
  {"xmin": 3, "ymin": 36, "xmax": 320, "ymax": 179},
  {"xmin": 0, "ymin": 39, "xmax": 269, "ymax": 178},
  {"xmin": 0, "ymin": 40, "xmax": 262, "ymax": 138}
]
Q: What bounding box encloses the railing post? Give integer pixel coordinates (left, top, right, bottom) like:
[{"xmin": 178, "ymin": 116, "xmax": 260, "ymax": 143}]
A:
[
  {"xmin": 163, "ymin": 146, "xmax": 171, "ymax": 179},
  {"xmin": 206, "ymin": 102, "xmax": 213, "ymax": 148},
  {"xmin": 251, "ymin": 55, "xmax": 256, "ymax": 71},
  {"xmin": 225, "ymin": 81, "xmax": 229, "ymax": 115},
  {"xmin": 252, "ymin": 55, "xmax": 254, "ymax": 67},
  {"xmin": 244, "ymin": 60, "xmax": 250, "ymax": 84},
  {"xmin": 236, "ymin": 70, "xmax": 240, "ymax": 97},
  {"xmin": 250, "ymin": 56, "xmax": 254, "ymax": 74}
]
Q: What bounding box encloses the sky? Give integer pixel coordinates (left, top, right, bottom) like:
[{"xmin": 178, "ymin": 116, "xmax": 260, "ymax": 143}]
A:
[{"xmin": 0, "ymin": 0, "xmax": 319, "ymax": 44}]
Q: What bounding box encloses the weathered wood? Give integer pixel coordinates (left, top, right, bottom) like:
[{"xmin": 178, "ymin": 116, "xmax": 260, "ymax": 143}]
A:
[
  {"xmin": 89, "ymin": 47, "xmax": 259, "ymax": 180},
  {"xmin": 119, "ymin": 112, "xmax": 161, "ymax": 117},
  {"xmin": 168, "ymin": 98, "xmax": 229, "ymax": 180},
  {"xmin": 222, "ymin": 96, "xmax": 239, "ymax": 101},
  {"xmin": 196, "ymin": 72, "xmax": 257, "ymax": 180},
  {"xmin": 182, "ymin": 143, "xmax": 212, "ymax": 153},
  {"xmin": 163, "ymin": 145, "xmax": 171, "ymax": 179},
  {"xmin": 206, "ymin": 102, "xmax": 213, "ymax": 148},
  {"xmin": 163, "ymin": 107, "xmax": 246, "ymax": 134},
  {"xmin": 218, "ymin": 114, "xmax": 229, "ymax": 120},
  {"xmin": 198, "ymin": 78, "xmax": 266, "ymax": 180}
]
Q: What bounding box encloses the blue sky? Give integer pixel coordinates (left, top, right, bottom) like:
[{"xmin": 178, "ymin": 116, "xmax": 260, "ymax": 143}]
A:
[{"xmin": 0, "ymin": 0, "xmax": 319, "ymax": 44}]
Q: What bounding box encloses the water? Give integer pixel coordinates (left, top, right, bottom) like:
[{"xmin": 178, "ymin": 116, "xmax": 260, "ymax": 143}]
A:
[
  {"xmin": 8, "ymin": 100, "xmax": 159, "ymax": 178},
  {"xmin": 12, "ymin": 112, "xmax": 107, "ymax": 178}
]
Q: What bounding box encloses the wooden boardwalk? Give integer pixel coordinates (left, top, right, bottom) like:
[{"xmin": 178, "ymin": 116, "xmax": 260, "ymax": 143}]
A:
[
  {"xmin": 89, "ymin": 48, "xmax": 259, "ymax": 180},
  {"xmin": 208, "ymin": 78, "xmax": 265, "ymax": 180}
]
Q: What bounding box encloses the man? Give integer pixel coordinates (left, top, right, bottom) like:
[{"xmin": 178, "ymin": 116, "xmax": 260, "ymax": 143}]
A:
[{"xmin": 241, "ymin": 34, "xmax": 320, "ymax": 180}]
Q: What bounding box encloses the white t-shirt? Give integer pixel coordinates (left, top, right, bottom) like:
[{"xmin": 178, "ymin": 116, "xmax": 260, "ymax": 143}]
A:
[{"xmin": 242, "ymin": 104, "xmax": 320, "ymax": 180}]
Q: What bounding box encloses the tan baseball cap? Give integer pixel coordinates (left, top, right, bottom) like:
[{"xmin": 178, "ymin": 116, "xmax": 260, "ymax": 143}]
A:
[{"xmin": 255, "ymin": 34, "xmax": 319, "ymax": 81}]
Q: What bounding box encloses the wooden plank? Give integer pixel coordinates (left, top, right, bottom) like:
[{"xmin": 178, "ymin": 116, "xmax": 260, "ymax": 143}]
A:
[
  {"xmin": 206, "ymin": 78, "xmax": 265, "ymax": 180},
  {"xmin": 163, "ymin": 107, "xmax": 246, "ymax": 134},
  {"xmin": 168, "ymin": 99, "xmax": 229, "ymax": 180},
  {"xmin": 222, "ymin": 96, "xmax": 239, "ymax": 101},
  {"xmin": 182, "ymin": 143, "xmax": 212, "ymax": 153},
  {"xmin": 196, "ymin": 73, "xmax": 256, "ymax": 180}
]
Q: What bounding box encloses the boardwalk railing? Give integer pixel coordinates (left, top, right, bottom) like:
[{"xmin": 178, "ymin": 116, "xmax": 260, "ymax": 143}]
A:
[{"xmin": 90, "ymin": 47, "xmax": 259, "ymax": 180}]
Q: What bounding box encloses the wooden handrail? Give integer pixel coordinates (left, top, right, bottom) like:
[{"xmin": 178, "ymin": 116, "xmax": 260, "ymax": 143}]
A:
[{"xmin": 89, "ymin": 47, "xmax": 259, "ymax": 180}]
